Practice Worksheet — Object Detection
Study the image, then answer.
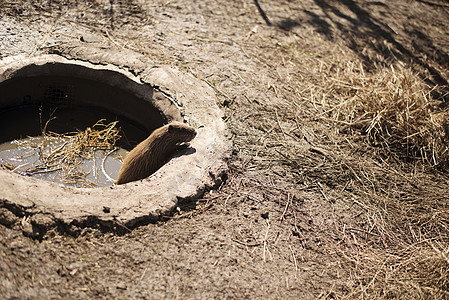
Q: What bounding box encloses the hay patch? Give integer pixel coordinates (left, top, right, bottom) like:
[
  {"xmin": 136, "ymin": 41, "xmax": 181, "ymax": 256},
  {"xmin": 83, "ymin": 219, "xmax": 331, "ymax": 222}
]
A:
[{"xmin": 2, "ymin": 119, "xmax": 121, "ymax": 187}]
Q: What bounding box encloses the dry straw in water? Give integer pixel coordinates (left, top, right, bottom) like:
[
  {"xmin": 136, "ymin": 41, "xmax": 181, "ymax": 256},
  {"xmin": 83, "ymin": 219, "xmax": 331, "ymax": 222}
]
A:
[{"xmin": 6, "ymin": 119, "xmax": 121, "ymax": 187}]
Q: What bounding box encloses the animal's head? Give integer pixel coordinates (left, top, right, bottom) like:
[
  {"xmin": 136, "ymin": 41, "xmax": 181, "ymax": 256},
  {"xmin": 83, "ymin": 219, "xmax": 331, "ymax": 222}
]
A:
[{"xmin": 166, "ymin": 121, "xmax": 197, "ymax": 145}]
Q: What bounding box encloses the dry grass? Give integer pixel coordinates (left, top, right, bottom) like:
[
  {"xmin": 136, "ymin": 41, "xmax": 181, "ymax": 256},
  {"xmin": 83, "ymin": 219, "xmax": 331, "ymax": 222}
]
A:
[
  {"xmin": 310, "ymin": 61, "xmax": 449, "ymax": 298},
  {"xmin": 331, "ymin": 238, "xmax": 449, "ymax": 299},
  {"xmin": 321, "ymin": 61, "xmax": 449, "ymax": 167},
  {"xmin": 240, "ymin": 32, "xmax": 449, "ymax": 298}
]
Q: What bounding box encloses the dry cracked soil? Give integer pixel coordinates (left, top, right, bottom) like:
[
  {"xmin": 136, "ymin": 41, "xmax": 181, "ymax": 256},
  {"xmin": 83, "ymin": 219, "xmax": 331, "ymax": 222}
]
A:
[{"xmin": 1, "ymin": 0, "xmax": 449, "ymax": 299}]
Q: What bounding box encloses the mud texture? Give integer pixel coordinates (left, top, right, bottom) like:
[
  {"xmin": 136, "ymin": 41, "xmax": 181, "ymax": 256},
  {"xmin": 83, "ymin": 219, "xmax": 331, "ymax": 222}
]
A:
[{"xmin": 1, "ymin": 0, "xmax": 449, "ymax": 299}]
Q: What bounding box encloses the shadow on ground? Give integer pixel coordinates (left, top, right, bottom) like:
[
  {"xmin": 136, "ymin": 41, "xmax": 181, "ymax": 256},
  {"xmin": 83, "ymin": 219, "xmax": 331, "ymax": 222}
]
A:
[{"xmin": 275, "ymin": 0, "xmax": 449, "ymax": 101}]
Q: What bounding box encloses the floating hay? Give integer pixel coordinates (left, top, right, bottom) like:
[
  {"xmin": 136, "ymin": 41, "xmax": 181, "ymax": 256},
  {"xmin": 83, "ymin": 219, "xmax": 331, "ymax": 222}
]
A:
[{"xmin": 6, "ymin": 119, "xmax": 121, "ymax": 187}]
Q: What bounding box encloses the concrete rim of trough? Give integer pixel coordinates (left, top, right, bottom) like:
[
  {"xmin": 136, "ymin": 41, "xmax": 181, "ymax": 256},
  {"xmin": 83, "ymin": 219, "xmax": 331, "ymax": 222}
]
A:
[{"xmin": 0, "ymin": 53, "xmax": 231, "ymax": 235}]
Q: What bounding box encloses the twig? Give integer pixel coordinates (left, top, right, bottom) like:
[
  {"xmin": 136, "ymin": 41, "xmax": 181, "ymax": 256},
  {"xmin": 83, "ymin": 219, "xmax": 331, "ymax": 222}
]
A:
[
  {"xmin": 204, "ymin": 78, "xmax": 232, "ymax": 101},
  {"xmin": 289, "ymin": 245, "xmax": 298, "ymax": 277},
  {"xmin": 280, "ymin": 193, "xmax": 291, "ymax": 221},
  {"xmin": 12, "ymin": 163, "xmax": 30, "ymax": 172},
  {"xmin": 140, "ymin": 268, "xmax": 148, "ymax": 281},
  {"xmin": 275, "ymin": 110, "xmax": 286, "ymax": 139},
  {"xmin": 232, "ymin": 239, "xmax": 262, "ymax": 247},
  {"xmin": 317, "ymin": 181, "xmax": 330, "ymax": 203},
  {"xmin": 113, "ymin": 220, "xmax": 132, "ymax": 232},
  {"xmin": 347, "ymin": 227, "xmax": 380, "ymax": 237},
  {"xmin": 263, "ymin": 220, "xmax": 271, "ymax": 262},
  {"xmin": 26, "ymin": 167, "xmax": 62, "ymax": 175}
]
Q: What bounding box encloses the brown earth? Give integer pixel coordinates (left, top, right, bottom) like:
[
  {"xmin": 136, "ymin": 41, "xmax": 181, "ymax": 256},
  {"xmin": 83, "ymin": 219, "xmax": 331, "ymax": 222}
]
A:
[{"xmin": 1, "ymin": 0, "xmax": 449, "ymax": 299}]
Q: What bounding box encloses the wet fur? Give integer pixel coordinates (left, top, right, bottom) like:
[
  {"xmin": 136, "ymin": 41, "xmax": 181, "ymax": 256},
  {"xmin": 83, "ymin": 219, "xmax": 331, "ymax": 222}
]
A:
[{"xmin": 117, "ymin": 122, "xmax": 196, "ymax": 184}]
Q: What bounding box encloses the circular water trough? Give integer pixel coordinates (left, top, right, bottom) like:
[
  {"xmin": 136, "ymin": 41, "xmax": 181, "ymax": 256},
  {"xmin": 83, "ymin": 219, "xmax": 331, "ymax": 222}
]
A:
[{"xmin": 0, "ymin": 54, "xmax": 230, "ymax": 234}]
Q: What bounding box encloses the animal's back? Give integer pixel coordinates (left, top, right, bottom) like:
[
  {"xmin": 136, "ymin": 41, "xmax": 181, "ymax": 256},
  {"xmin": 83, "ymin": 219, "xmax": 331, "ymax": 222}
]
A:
[
  {"xmin": 116, "ymin": 138, "xmax": 158, "ymax": 184},
  {"xmin": 117, "ymin": 122, "xmax": 196, "ymax": 184}
]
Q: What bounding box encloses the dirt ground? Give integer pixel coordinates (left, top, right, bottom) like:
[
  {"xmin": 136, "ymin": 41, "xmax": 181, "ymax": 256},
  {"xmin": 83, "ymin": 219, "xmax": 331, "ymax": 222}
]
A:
[{"xmin": 1, "ymin": 0, "xmax": 449, "ymax": 298}]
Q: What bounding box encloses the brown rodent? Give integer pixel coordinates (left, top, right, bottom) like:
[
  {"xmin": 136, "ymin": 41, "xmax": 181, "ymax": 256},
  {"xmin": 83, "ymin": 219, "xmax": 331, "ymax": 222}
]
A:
[{"xmin": 116, "ymin": 122, "xmax": 197, "ymax": 184}]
